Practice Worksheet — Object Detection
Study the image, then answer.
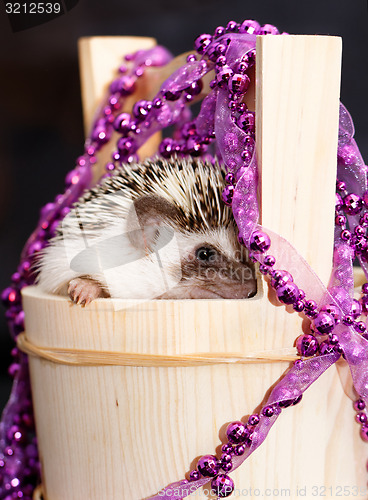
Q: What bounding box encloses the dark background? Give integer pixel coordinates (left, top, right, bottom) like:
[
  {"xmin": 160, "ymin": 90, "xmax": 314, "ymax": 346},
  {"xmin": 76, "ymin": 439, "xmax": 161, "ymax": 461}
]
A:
[{"xmin": 0, "ymin": 0, "xmax": 367, "ymax": 413}]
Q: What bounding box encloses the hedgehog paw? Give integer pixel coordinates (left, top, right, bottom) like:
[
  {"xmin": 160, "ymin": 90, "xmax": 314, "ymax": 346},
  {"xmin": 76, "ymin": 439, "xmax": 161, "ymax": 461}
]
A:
[{"xmin": 68, "ymin": 277, "xmax": 107, "ymax": 306}]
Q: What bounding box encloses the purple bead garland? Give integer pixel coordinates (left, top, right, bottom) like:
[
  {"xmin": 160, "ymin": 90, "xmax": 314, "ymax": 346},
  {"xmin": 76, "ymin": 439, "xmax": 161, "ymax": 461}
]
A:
[
  {"xmin": 150, "ymin": 23, "xmax": 368, "ymax": 498},
  {"xmin": 1, "ymin": 18, "xmax": 367, "ymax": 500}
]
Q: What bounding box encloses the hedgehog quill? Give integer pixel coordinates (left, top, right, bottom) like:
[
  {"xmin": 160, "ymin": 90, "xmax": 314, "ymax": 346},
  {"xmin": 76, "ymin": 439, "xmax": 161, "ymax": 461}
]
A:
[{"xmin": 37, "ymin": 156, "xmax": 257, "ymax": 305}]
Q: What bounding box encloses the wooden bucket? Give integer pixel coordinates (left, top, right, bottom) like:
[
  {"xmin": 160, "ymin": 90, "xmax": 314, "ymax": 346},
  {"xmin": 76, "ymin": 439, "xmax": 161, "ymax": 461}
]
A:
[
  {"xmin": 22, "ymin": 284, "xmax": 368, "ymax": 499},
  {"xmin": 21, "ymin": 34, "xmax": 368, "ymax": 499}
]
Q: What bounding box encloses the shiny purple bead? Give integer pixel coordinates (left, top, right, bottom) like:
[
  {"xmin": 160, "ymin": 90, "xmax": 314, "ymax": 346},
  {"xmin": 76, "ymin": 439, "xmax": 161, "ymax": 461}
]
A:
[
  {"xmin": 356, "ymin": 412, "xmax": 367, "ymax": 424},
  {"xmin": 292, "ymin": 394, "xmax": 303, "ymax": 405},
  {"xmin": 159, "ymin": 138, "xmax": 175, "ymax": 158},
  {"xmin": 111, "ymin": 75, "xmax": 136, "ymax": 95},
  {"xmin": 214, "ymin": 26, "xmax": 225, "ymax": 37},
  {"xmin": 197, "ymin": 455, "xmax": 220, "ymax": 477},
  {"xmin": 343, "ymin": 314, "xmax": 354, "ymax": 326},
  {"xmin": 279, "ymin": 398, "xmax": 293, "ymax": 408},
  {"xmin": 111, "ymin": 151, "xmax": 121, "ymax": 162},
  {"xmin": 225, "ymin": 172, "xmax": 234, "ymax": 184},
  {"xmin": 181, "ymin": 122, "xmax": 196, "ymax": 138},
  {"xmin": 262, "ymin": 405, "xmax": 275, "ymax": 417},
  {"xmin": 361, "ymin": 297, "xmax": 368, "ymax": 315},
  {"xmin": 320, "ymin": 304, "xmax": 341, "ymax": 324},
  {"xmin": 2, "ymin": 287, "xmax": 20, "ymax": 307},
  {"xmin": 216, "ymin": 55, "xmax": 227, "ymax": 67},
  {"xmin": 186, "ymin": 138, "xmax": 203, "ymax": 156},
  {"xmin": 264, "ymin": 255, "xmax": 276, "ymax": 267},
  {"xmin": 229, "ymin": 73, "xmax": 250, "ymax": 95},
  {"xmin": 234, "ymin": 444, "xmax": 246, "ymax": 455},
  {"xmin": 247, "ymin": 49, "xmax": 256, "ymax": 66},
  {"xmin": 360, "ymin": 426, "xmax": 368, "ymax": 442},
  {"xmin": 226, "ymin": 20, "xmax": 238, "ymax": 32},
  {"xmin": 185, "ymin": 79, "xmax": 203, "ymax": 96},
  {"xmin": 132, "ymin": 100, "xmax": 152, "ymax": 120},
  {"xmin": 221, "ymin": 443, "xmax": 233, "ymax": 454},
  {"xmin": 91, "ymin": 124, "xmax": 112, "ymax": 145},
  {"xmin": 351, "ymin": 235, "xmax": 368, "ymax": 254},
  {"xmin": 361, "ymin": 249, "xmax": 368, "ymax": 263},
  {"xmin": 305, "ymin": 300, "xmax": 317, "ymax": 311},
  {"xmin": 293, "ymin": 300, "xmax": 305, "ymax": 312},
  {"xmin": 296, "ymin": 334, "xmax": 319, "ymax": 357},
  {"xmin": 354, "ymin": 321, "xmax": 366, "ymax": 333},
  {"xmin": 259, "ymin": 24, "xmax": 280, "ymax": 35},
  {"xmin": 335, "ymin": 214, "xmax": 346, "ymax": 226},
  {"xmin": 335, "ymin": 192, "xmax": 343, "ymax": 210},
  {"xmin": 259, "ymin": 264, "xmax": 269, "ymax": 275},
  {"xmin": 341, "ymin": 229, "xmax": 351, "ymax": 241},
  {"xmin": 221, "ymin": 453, "xmax": 232, "ymax": 464},
  {"xmin": 189, "ymin": 470, "xmax": 200, "ymax": 481},
  {"xmin": 355, "ymin": 225, "xmax": 366, "ymax": 236},
  {"xmin": 237, "ymin": 111, "xmax": 255, "ymax": 132},
  {"xmin": 248, "ymin": 414, "xmax": 260, "ymax": 426},
  {"xmin": 240, "ymin": 149, "xmax": 253, "ymax": 163},
  {"xmin": 211, "ymin": 474, "xmax": 234, "ymax": 498},
  {"xmin": 329, "ymin": 333, "xmax": 339, "ymax": 345},
  {"xmin": 319, "ymin": 340, "xmax": 341, "ymax": 356},
  {"xmin": 314, "ymin": 312, "xmax": 335, "ymax": 335},
  {"xmin": 277, "ymin": 282, "xmax": 299, "ymax": 305},
  {"xmin": 239, "ymin": 19, "xmax": 260, "ymax": 34},
  {"xmin": 163, "ymin": 89, "xmax": 182, "ymax": 101},
  {"xmin": 250, "ymin": 231, "xmax": 271, "ymax": 253},
  {"xmin": 354, "ymin": 399, "xmax": 366, "ymax": 411},
  {"xmin": 206, "ymin": 44, "xmax": 219, "ymax": 62},
  {"xmin": 216, "ymin": 43, "xmax": 227, "ymax": 56},
  {"xmin": 279, "ymin": 395, "xmax": 302, "ymax": 408},
  {"xmin": 351, "ymin": 299, "xmax": 363, "ymax": 319},
  {"xmin": 117, "ymin": 138, "xmax": 137, "ymax": 157},
  {"xmin": 343, "ymin": 194, "xmax": 363, "ymax": 215},
  {"xmin": 153, "ymin": 97, "xmax": 163, "ymax": 108},
  {"xmin": 237, "ymin": 61, "xmax": 249, "ymax": 74},
  {"xmin": 271, "ymin": 270, "xmax": 293, "ymax": 289},
  {"xmin": 14, "ymin": 310, "xmax": 25, "ymax": 330},
  {"xmin": 363, "ymin": 191, "xmax": 368, "ymax": 209},
  {"xmin": 217, "ymin": 66, "xmax": 234, "ymax": 86},
  {"xmin": 194, "ymin": 34, "xmax": 212, "ymax": 54},
  {"xmin": 222, "ymin": 185, "xmax": 234, "ymax": 206},
  {"xmin": 226, "ymin": 421, "xmax": 249, "ymax": 444},
  {"xmin": 221, "ymin": 461, "xmax": 233, "ymax": 473}
]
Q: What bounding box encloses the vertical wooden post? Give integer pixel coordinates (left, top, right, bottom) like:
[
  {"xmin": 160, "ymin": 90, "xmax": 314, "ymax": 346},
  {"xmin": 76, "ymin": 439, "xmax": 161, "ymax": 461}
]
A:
[
  {"xmin": 22, "ymin": 35, "xmax": 368, "ymax": 500},
  {"xmin": 78, "ymin": 36, "xmax": 160, "ymax": 181},
  {"xmin": 257, "ymin": 35, "xmax": 341, "ymax": 286}
]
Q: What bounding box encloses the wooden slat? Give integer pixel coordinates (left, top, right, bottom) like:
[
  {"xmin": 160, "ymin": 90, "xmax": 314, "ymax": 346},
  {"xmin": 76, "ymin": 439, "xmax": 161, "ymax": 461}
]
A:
[
  {"xmin": 257, "ymin": 35, "xmax": 342, "ymax": 286},
  {"xmin": 78, "ymin": 36, "xmax": 160, "ymax": 180}
]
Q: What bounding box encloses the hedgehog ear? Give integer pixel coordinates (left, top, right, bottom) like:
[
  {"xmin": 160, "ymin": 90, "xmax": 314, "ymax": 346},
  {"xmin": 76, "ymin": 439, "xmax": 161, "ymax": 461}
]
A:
[{"xmin": 126, "ymin": 195, "xmax": 179, "ymax": 251}]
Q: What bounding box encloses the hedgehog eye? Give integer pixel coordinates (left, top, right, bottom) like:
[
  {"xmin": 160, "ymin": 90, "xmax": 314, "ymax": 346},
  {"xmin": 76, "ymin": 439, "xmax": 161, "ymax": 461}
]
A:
[{"xmin": 195, "ymin": 246, "xmax": 217, "ymax": 262}]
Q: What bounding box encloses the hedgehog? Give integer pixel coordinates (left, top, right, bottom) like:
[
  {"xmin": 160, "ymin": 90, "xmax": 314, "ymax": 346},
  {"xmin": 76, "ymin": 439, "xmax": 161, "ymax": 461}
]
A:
[{"xmin": 37, "ymin": 156, "xmax": 257, "ymax": 304}]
